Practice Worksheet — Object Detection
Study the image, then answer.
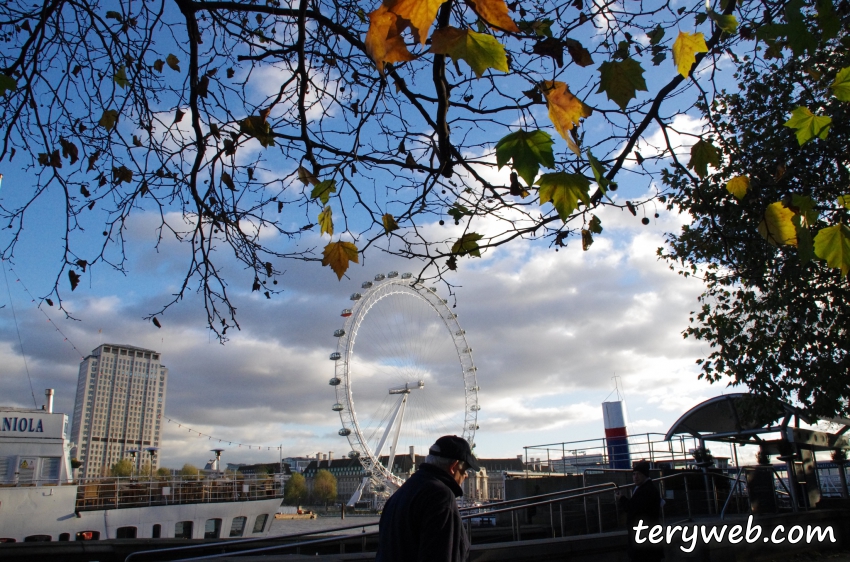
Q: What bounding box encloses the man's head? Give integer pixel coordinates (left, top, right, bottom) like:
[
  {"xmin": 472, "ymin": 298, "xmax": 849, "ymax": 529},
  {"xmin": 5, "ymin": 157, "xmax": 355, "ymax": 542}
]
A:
[
  {"xmin": 426, "ymin": 436, "xmax": 480, "ymax": 485},
  {"xmin": 632, "ymin": 461, "xmax": 651, "ymax": 485}
]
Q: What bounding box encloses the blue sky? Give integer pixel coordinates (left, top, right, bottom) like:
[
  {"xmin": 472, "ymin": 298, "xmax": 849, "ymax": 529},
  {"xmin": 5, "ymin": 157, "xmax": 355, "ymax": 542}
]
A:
[{"xmin": 0, "ymin": 0, "xmax": 757, "ymax": 469}]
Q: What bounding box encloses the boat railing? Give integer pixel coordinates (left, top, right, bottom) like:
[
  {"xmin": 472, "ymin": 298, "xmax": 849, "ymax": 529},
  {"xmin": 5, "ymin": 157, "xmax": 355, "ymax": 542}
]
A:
[{"xmin": 74, "ymin": 475, "xmax": 283, "ymax": 511}]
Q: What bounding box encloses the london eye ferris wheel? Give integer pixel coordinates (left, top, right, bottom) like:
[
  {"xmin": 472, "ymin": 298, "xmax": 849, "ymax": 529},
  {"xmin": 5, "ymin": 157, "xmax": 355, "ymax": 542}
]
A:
[{"xmin": 328, "ymin": 271, "xmax": 479, "ymax": 504}]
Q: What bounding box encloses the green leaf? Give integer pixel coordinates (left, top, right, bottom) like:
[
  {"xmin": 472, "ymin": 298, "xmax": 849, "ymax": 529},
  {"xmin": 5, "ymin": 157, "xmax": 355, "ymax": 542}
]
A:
[
  {"xmin": 586, "ymin": 150, "xmax": 611, "ymax": 192},
  {"xmin": 239, "ymin": 116, "xmax": 275, "ymax": 147},
  {"xmin": 448, "ymin": 204, "xmax": 473, "ymax": 222},
  {"xmin": 813, "ymin": 223, "xmax": 850, "ymax": 276},
  {"xmin": 537, "ymin": 172, "xmax": 591, "ymax": 221},
  {"xmin": 784, "ymin": 107, "xmax": 832, "ymax": 145},
  {"xmin": 114, "ymin": 65, "xmax": 130, "ymax": 89},
  {"xmin": 430, "ymin": 27, "xmax": 508, "ymax": 78},
  {"xmin": 98, "ymin": 109, "xmax": 119, "ymax": 131},
  {"xmin": 647, "ymin": 25, "xmax": 665, "ymax": 45},
  {"xmin": 758, "ymin": 202, "xmax": 797, "ymax": 246},
  {"xmin": 784, "ymin": 0, "xmax": 818, "ymax": 56},
  {"xmin": 166, "ymin": 54, "xmax": 181, "ymax": 72},
  {"xmin": 495, "ymin": 129, "xmax": 555, "ymax": 186},
  {"xmin": 596, "ymin": 57, "xmax": 647, "ymax": 110},
  {"xmin": 0, "ymin": 74, "xmax": 17, "ymax": 96},
  {"xmin": 707, "ymin": 10, "xmax": 738, "ymax": 33},
  {"xmin": 687, "ymin": 139, "xmax": 720, "ymax": 178},
  {"xmin": 382, "ymin": 213, "xmax": 400, "ymax": 233},
  {"xmin": 830, "ymin": 67, "xmax": 850, "ymax": 101},
  {"xmin": 588, "ymin": 214, "xmax": 603, "ymax": 234},
  {"xmin": 725, "ymin": 176, "xmax": 749, "ymax": 200},
  {"xmin": 817, "ymin": 0, "xmax": 840, "ymax": 39},
  {"xmin": 839, "ymin": 195, "xmax": 850, "ymax": 210},
  {"xmin": 310, "ymin": 180, "xmax": 336, "ymax": 204},
  {"xmin": 318, "ymin": 206, "xmax": 333, "ymax": 237},
  {"xmin": 517, "ymin": 19, "xmax": 553, "ymax": 37},
  {"xmin": 790, "ymin": 194, "xmax": 818, "ymax": 225},
  {"xmin": 451, "ymin": 232, "xmax": 484, "ymax": 257}
]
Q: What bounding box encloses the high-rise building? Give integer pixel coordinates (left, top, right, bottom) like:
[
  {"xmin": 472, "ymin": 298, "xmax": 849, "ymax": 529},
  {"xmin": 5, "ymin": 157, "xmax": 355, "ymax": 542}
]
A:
[{"xmin": 70, "ymin": 344, "xmax": 168, "ymax": 478}]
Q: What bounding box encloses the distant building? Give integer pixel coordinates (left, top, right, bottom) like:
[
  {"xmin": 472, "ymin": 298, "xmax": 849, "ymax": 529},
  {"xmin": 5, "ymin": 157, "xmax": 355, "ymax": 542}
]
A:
[
  {"xmin": 303, "ymin": 454, "xmax": 364, "ymax": 502},
  {"xmin": 69, "ymin": 344, "xmax": 168, "ymax": 478}
]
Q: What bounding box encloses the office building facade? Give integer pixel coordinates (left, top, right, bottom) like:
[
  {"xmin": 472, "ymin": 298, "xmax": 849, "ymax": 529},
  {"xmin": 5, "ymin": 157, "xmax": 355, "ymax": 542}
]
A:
[{"xmin": 70, "ymin": 344, "xmax": 168, "ymax": 478}]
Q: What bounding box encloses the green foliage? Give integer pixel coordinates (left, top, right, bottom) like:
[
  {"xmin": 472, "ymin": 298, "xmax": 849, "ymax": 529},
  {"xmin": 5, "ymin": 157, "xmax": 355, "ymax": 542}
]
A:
[
  {"xmin": 284, "ymin": 472, "xmax": 307, "ymax": 505},
  {"xmin": 156, "ymin": 467, "xmax": 171, "ymax": 477},
  {"xmin": 830, "ymin": 67, "xmax": 850, "ymax": 101},
  {"xmin": 110, "ymin": 458, "xmax": 134, "ymax": 477},
  {"xmin": 180, "ymin": 463, "xmax": 200, "ymax": 477},
  {"xmin": 312, "ymin": 469, "xmax": 337, "ymax": 505},
  {"xmin": 311, "ymin": 180, "xmax": 337, "ymax": 205},
  {"xmin": 430, "ymin": 28, "xmax": 508, "ymax": 78},
  {"xmin": 0, "ymin": 74, "xmax": 18, "ymax": 96},
  {"xmin": 661, "ymin": 45, "xmax": 850, "ymax": 418},
  {"xmin": 451, "ymin": 232, "xmax": 484, "ymax": 257},
  {"xmin": 688, "ymin": 139, "xmax": 720, "ymax": 178},
  {"xmin": 784, "ymin": 107, "xmax": 832, "ymax": 145},
  {"xmin": 114, "ymin": 65, "xmax": 130, "ymax": 89},
  {"xmin": 495, "ymin": 130, "xmax": 555, "ymax": 186},
  {"xmin": 597, "ymin": 58, "xmax": 647, "ymax": 110},
  {"xmin": 537, "ymin": 172, "xmax": 590, "ymax": 221}
]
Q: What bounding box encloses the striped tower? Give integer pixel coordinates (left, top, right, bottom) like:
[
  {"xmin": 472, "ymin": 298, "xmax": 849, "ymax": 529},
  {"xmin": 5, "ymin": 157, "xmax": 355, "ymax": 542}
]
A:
[{"xmin": 602, "ymin": 401, "xmax": 631, "ymax": 469}]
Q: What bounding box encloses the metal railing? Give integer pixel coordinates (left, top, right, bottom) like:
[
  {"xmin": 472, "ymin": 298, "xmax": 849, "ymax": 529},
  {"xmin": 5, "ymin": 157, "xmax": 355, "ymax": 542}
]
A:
[
  {"xmin": 122, "ymin": 464, "xmax": 848, "ymax": 561},
  {"xmin": 75, "ymin": 475, "xmax": 283, "ymax": 511}
]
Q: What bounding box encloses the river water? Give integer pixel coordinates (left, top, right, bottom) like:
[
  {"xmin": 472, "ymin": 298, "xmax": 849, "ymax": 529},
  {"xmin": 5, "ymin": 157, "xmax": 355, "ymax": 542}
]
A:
[{"xmin": 268, "ymin": 515, "xmax": 380, "ymax": 537}]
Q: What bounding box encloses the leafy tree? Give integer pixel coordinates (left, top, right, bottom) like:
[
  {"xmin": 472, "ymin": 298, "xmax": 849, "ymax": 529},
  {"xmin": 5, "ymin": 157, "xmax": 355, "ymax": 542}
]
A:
[
  {"xmin": 284, "ymin": 472, "xmax": 308, "ymax": 505},
  {"xmin": 661, "ymin": 27, "xmax": 850, "ymax": 417},
  {"xmin": 180, "ymin": 463, "xmax": 201, "ymax": 478},
  {"xmin": 156, "ymin": 467, "xmax": 172, "ymax": 477},
  {"xmin": 2, "ymin": 0, "xmax": 849, "ymax": 418},
  {"xmin": 0, "ymin": 0, "xmax": 748, "ymax": 339},
  {"xmin": 110, "ymin": 458, "xmax": 134, "ymax": 477},
  {"xmin": 312, "ymin": 469, "xmax": 338, "ymax": 505}
]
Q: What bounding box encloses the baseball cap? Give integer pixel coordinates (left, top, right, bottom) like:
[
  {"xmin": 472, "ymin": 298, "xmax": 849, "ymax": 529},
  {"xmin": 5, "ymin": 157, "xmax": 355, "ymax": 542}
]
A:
[
  {"xmin": 632, "ymin": 460, "xmax": 651, "ymax": 477},
  {"xmin": 429, "ymin": 435, "xmax": 480, "ymax": 471}
]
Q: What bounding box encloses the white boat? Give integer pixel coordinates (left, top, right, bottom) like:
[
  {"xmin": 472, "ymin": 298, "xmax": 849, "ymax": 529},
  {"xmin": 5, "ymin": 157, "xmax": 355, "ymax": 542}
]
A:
[{"xmin": 0, "ymin": 396, "xmax": 283, "ymax": 543}]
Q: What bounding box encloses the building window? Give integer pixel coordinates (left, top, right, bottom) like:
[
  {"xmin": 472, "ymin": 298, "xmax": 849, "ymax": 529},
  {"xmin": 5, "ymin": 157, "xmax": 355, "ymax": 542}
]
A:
[{"xmin": 174, "ymin": 521, "xmax": 193, "ymax": 539}]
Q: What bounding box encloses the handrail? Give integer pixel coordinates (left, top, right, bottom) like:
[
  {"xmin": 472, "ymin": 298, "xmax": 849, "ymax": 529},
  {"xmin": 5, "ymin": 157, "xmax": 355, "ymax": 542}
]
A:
[{"xmin": 128, "ymin": 470, "xmax": 752, "ymax": 562}]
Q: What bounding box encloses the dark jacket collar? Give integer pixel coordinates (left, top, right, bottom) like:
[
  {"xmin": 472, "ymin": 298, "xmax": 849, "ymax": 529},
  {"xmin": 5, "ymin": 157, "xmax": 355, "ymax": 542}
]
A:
[{"xmin": 419, "ymin": 463, "xmax": 464, "ymax": 497}]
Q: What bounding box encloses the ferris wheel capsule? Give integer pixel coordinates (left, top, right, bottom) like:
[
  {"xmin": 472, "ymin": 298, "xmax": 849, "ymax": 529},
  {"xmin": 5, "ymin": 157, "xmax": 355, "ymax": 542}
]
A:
[
  {"xmin": 387, "ymin": 271, "xmax": 398, "ymax": 278},
  {"xmin": 329, "ymin": 377, "xmax": 341, "ymax": 386},
  {"xmin": 401, "ymin": 272, "xmax": 412, "ymax": 279},
  {"xmin": 362, "ymin": 281, "xmax": 373, "ymax": 289},
  {"xmin": 338, "ymin": 428, "xmax": 352, "ymax": 436},
  {"xmin": 334, "ymin": 329, "xmax": 346, "ymax": 337},
  {"xmin": 374, "ymin": 273, "xmax": 385, "ymax": 281},
  {"xmin": 341, "ymin": 309, "xmax": 352, "ymax": 317}
]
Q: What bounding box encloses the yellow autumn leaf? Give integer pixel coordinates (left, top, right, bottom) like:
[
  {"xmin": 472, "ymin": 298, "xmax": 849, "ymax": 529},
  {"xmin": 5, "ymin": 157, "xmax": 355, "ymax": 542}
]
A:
[
  {"xmin": 466, "ymin": 0, "xmax": 519, "ymax": 32},
  {"xmin": 726, "ymin": 176, "xmax": 749, "ymax": 200},
  {"xmin": 318, "ymin": 206, "xmax": 333, "ymax": 237},
  {"xmin": 384, "ymin": 0, "xmax": 446, "ymax": 44},
  {"xmin": 382, "ymin": 213, "xmax": 400, "ymax": 232},
  {"xmin": 541, "ymin": 81, "xmax": 592, "ymax": 153},
  {"xmin": 365, "ymin": 5, "xmax": 415, "ymax": 72},
  {"xmin": 322, "ymin": 240, "xmax": 359, "ymax": 280},
  {"xmin": 672, "ymin": 31, "xmax": 708, "ymax": 78},
  {"xmin": 757, "ymin": 202, "xmax": 797, "ymax": 247}
]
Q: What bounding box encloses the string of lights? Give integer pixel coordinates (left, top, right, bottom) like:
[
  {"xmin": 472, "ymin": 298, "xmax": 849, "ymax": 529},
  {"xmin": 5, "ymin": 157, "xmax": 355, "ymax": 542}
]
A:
[
  {"xmin": 3, "ymin": 263, "xmax": 86, "ymax": 360},
  {"xmin": 164, "ymin": 417, "xmax": 282, "ymax": 451}
]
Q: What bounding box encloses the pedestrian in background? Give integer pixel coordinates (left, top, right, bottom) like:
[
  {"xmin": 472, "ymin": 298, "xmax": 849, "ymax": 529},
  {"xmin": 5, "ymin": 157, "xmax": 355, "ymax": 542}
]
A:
[
  {"xmin": 376, "ymin": 435, "xmax": 479, "ymax": 562},
  {"xmin": 616, "ymin": 460, "xmax": 664, "ymax": 562}
]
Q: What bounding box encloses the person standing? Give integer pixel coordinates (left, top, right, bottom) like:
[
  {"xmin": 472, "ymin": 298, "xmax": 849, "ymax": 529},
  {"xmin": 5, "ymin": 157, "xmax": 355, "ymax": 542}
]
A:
[
  {"xmin": 616, "ymin": 460, "xmax": 664, "ymax": 562},
  {"xmin": 376, "ymin": 435, "xmax": 480, "ymax": 562}
]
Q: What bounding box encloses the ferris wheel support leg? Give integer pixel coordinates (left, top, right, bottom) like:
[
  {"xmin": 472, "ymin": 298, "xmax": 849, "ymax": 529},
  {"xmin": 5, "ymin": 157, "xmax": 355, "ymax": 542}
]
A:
[
  {"xmin": 386, "ymin": 395, "xmax": 409, "ymax": 474},
  {"xmin": 373, "ymin": 393, "xmax": 407, "ymax": 459},
  {"xmin": 346, "ymin": 476, "xmax": 370, "ymax": 507}
]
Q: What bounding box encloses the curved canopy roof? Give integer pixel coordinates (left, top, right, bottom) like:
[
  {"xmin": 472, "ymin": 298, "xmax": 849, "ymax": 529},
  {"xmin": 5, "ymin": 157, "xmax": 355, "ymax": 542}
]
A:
[{"xmin": 664, "ymin": 393, "xmax": 811, "ymax": 443}]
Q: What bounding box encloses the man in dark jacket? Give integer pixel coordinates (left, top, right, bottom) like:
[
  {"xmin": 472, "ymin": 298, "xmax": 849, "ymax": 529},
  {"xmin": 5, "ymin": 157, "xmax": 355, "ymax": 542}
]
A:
[
  {"xmin": 616, "ymin": 460, "xmax": 664, "ymax": 562},
  {"xmin": 376, "ymin": 435, "xmax": 479, "ymax": 562}
]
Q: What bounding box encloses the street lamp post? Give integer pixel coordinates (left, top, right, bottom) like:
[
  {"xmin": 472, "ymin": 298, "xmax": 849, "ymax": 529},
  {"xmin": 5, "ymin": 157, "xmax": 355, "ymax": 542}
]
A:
[
  {"xmin": 211, "ymin": 449, "xmax": 225, "ymax": 476},
  {"xmin": 145, "ymin": 447, "xmax": 159, "ymax": 480},
  {"xmin": 127, "ymin": 449, "xmax": 139, "ymax": 480}
]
